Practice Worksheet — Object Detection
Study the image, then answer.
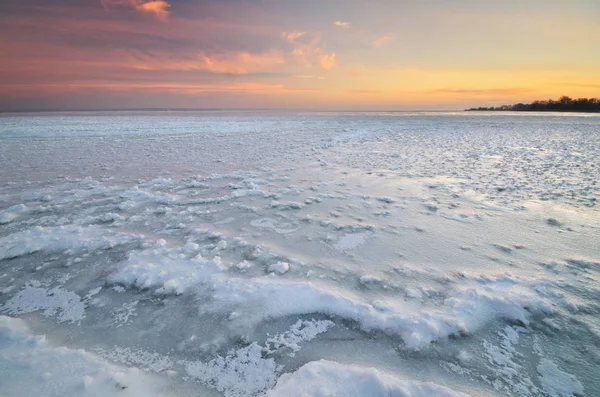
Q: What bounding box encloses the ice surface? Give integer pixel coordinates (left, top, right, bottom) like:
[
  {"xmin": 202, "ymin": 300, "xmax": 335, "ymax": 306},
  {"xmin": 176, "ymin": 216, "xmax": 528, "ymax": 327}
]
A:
[
  {"xmin": 0, "ymin": 111, "xmax": 598, "ymax": 397},
  {"xmin": 537, "ymin": 358, "xmax": 584, "ymax": 397},
  {"xmin": 0, "ymin": 316, "xmax": 172, "ymax": 397}
]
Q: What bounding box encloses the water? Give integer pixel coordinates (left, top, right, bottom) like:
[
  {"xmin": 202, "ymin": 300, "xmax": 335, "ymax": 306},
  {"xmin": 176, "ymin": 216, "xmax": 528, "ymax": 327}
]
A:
[{"xmin": 0, "ymin": 111, "xmax": 598, "ymax": 397}]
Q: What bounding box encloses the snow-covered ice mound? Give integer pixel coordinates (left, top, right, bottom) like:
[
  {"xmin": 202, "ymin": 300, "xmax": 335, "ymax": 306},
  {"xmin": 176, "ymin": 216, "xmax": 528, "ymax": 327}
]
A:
[{"xmin": 265, "ymin": 360, "xmax": 473, "ymax": 397}]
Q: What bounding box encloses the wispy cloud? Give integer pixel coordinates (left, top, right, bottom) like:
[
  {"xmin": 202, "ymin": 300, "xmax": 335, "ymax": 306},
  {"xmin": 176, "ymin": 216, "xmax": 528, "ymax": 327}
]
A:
[
  {"xmin": 347, "ymin": 89, "xmax": 380, "ymax": 94},
  {"xmin": 319, "ymin": 52, "xmax": 337, "ymax": 70},
  {"xmin": 334, "ymin": 21, "xmax": 351, "ymax": 28},
  {"xmin": 282, "ymin": 31, "xmax": 307, "ymax": 43},
  {"xmin": 433, "ymin": 88, "xmax": 534, "ymax": 96},
  {"xmin": 0, "ymin": 81, "xmax": 316, "ymax": 95},
  {"xmin": 198, "ymin": 51, "xmax": 285, "ymax": 75},
  {"xmin": 372, "ymin": 35, "xmax": 394, "ymax": 48}
]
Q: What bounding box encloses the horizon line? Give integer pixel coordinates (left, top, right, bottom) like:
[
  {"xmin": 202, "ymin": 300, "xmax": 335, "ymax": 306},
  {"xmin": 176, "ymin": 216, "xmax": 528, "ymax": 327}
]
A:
[{"xmin": 0, "ymin": 108, "xmax": 465, "ymax": 114}]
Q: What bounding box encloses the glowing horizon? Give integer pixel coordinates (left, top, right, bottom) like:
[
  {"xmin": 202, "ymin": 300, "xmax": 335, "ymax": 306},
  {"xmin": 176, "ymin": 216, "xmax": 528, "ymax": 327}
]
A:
[{"xmin": 1, "ymin": 0, "xmax": 599, "ymax": 111}]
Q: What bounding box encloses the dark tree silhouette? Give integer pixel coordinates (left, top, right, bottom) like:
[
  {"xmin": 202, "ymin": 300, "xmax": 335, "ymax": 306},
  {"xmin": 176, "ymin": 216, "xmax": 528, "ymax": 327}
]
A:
[{"xmin": 466, "ymin": 97, "xmax": 600, "ymax": 112}]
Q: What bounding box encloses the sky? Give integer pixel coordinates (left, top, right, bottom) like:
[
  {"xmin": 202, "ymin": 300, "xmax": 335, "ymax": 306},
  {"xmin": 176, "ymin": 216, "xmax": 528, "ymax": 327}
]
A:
[{"xmin": 0, "ymin": 0, "xmax": 599, "ymax": 111}]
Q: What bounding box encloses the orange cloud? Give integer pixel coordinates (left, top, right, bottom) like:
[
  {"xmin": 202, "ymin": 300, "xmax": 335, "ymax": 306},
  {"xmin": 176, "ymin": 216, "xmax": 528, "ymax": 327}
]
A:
[
  {"xmin": 282, "ymin": 31, "xmax": 307, "ymax": 43},
  {"xmin": 319, "ymin": 52, "xmax": 337, "ymax": 70},
  {"xmin": 135, "ymin": 1, "xmax": 170, "ymax": 21},
  {"xmin": 101, "ymin": 0, "xmax": 171, "ymax": 21},
  {"xmin": 372, "ymin": 35, "xmax": 394, "ymax": 48},
  {"xmin": 334, "ymin": 21, "xmax": 351, "ymax": 28}
]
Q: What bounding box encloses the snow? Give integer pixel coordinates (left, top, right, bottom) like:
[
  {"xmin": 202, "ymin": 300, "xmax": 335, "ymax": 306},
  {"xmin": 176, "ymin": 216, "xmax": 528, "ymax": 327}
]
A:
[
  {"xmin": 3, "ymin": 286, "xmax": 86, "ymax": 323},
  {"xmin": 265, "ymin": 319, "xmax": 334, "ymax": 356},
  {"xmin": 334, "ymin": 231, "xmax": 372, "ymax": 252},
  {"xmin": 185, "ymin": 342, "xmax": 280, "ymax": 397},
  {"xmin": 184, "ymin": 319, "xmax": 333, "ymax": 397},
  {"xmin": 268, "ymin": 261, "xmax": 290, "ymax": 275},
  {"xmin": 0, "ymin": 225, "xmax": 140, "ymax": 261},
  {"xmin": 265, "ymin": 360, "xmax": 473, "ymax": 397},
  {"xmin": 107, "ymin": 246, "xmax": 224, "ymax": 295}
]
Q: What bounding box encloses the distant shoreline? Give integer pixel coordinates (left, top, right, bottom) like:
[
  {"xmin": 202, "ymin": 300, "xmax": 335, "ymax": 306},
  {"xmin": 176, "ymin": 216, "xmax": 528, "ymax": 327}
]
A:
[
  {"xmin": 466, "ymin": 96, "xmax": 600, "ymax": 113},
  {"xmin": 465, "ymin": 109, "xmax": 600, "ymax": 113}
]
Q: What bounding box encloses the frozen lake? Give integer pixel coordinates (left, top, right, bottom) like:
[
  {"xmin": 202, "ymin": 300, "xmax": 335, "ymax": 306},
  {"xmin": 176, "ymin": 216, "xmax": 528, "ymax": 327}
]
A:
[{"xmin": 1, "ymin": 111, "xmax": 599, "ymax": 397}]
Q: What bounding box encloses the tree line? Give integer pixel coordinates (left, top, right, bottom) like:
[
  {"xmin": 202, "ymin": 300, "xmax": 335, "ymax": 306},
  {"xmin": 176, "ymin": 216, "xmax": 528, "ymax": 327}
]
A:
[{"xmin": 466, "ymin": 96, "xmax": 600, "ymax": 112}]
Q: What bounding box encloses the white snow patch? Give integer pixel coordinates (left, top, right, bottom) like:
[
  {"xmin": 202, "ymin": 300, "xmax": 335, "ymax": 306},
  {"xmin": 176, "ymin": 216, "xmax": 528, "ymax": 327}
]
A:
[
  {"xmin": 268, "ymin": 261, "xmax": 290, "ymax": 275},
  {"xmin": 334, "ymin": 231, "xmax": 372, "ymax": 252},
  {"xmin": 265, "ymin": 319, "xmax": 334, "ymax": 357},
  {"xmin": 185, "ymin": 342, "xmax": 280, "ymax": 397},
  {"xmin": 3, "ymin": 286, "xmax": 86, "ymax": 323},
  {"xmin": 236, "ymin": 260, "xmax": 252, "ymax": 270},
  {"xmin": 113, "ymin": 301, "xmax": 139, "ymax": 327}
]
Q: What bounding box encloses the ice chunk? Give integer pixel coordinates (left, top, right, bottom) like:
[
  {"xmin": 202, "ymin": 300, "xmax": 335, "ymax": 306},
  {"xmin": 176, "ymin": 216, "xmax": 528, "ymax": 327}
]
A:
[{"xmin": 268, "ymin": 261, "xmax": 290, "ymax": 275}]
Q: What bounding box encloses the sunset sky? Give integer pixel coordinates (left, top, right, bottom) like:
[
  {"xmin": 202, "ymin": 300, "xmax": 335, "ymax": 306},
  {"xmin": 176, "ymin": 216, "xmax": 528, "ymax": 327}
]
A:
[{"xmin": 1, "ymin": 0, "xmax": 599, "ymax": 110}]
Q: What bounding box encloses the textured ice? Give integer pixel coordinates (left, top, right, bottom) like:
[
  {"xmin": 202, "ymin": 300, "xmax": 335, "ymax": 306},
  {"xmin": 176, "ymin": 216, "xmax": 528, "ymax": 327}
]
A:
[
  {"xmin": 1, "ymin": 111, "xmax": 599, "ymax": 397},
  {"xmin": 184, "ymin": 319, "xmax": 333, "ymax": 397}
]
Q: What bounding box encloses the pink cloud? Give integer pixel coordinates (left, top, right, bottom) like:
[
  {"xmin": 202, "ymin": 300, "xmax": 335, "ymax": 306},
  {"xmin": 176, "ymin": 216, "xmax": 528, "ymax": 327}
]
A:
[
  {"xmin": 334, "ymin": 21, "xmax": 351, "ymax": 28},
  {"xmin": 282, "ymin": 31, "xmax": 307, "ymax": 43},
  {"xmin": 128, "ymin": 50, "xmax": 285, "ymax": 74}
]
